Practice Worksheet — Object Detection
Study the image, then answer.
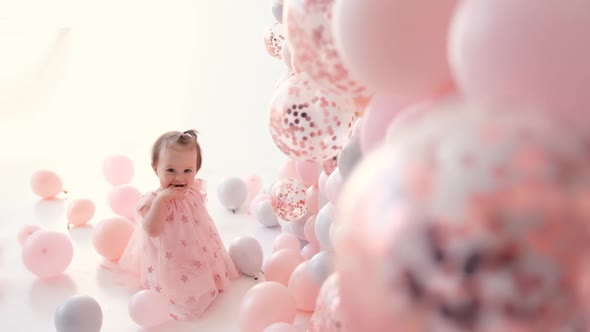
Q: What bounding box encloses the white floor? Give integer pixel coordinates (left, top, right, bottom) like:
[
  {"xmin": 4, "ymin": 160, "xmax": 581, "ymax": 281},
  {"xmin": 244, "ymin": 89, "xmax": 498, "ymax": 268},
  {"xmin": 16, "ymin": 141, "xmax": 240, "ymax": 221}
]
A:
[{"xmin": 0, "ymin": 1, "xmax": 307, "ymax": 331}]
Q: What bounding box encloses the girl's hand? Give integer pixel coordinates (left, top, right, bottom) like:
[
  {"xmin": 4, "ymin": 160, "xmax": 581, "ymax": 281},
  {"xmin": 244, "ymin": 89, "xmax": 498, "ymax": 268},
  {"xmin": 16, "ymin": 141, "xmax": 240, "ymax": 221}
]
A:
[{"xmin": 154, "ymin": 186, "xmax": 185, "ymax": 204}]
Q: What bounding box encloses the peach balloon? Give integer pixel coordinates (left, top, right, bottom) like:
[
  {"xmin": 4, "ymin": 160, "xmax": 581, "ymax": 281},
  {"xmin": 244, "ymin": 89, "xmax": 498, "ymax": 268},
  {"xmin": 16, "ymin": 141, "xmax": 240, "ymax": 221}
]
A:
[
  {"xmin": 128, "ymin": 290, "xmax": 170, "ymax": 328},
  {"xmin": 102, "ymin": 154, "xmax": 134, "ymax": 186},
  {"xmin": 288, "ymin": 261, "xmax": 321, "ymax": 312},
  {"xmin": 66, "ymin": 198, "xmax": 95, "ymax": 226},
  {"xmin": 239, "ymin": 282, "xmax": 297, "ymax": 332},
  {"xmin": 264, "ymin": 322, "xmax": 297, "ymax": 332},
  {"xmin": 300, "ymin": 243, "xmax": 319, "ymax": 260},
  {"xmin": 278, "ymin": 158, "xmax": 298, "ymax": 179},
  {"xmin": 107, "ymin": 185, "xmax": 141, "ymax": 220},
  {"xmin": 92, "ymin": 216, "xmax": 134, "ymax": 261},
  {"xmin": 263, "ymin": 249, "xmax": 304, "ymax": 286},
  {"xmin": 305, "ymin": 186, "xmax": 319, "ymax": 215},
  {"xmin": 245, "ymin": 175, "xmax": 264, "ymax": 201},
  {"xmin": 17, "ymin": 224, "xmax": 41, "ymax": 246},
  {"xmin": 304, "ymin": 215, "xmax": 318, "ymax": 246},
  {"xmin": 22, "ymin": 230, "xmax": 73, "ymax": 278},
  {"xmin": 295, "ymin": 160, "xmax": 319, "ymax": 187},
  {"xmin": 332, "ymin": 0, "xmax": 458, "ymax": 99},
  {"xmin": 30, "ymin": 170, "xmax": 63, "ymax": 199},
  {"xmin": 273, "ymin": 233, "xmax": 301, "ymax": 252}
]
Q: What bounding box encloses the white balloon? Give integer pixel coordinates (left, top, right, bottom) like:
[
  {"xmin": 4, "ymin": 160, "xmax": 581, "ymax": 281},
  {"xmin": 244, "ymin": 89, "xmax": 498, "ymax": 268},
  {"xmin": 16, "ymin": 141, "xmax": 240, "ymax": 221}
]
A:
[
  {"xmin": 254, "ymin": 199, "xmax": 280, "ymax": 227},
  {"xmin": 217, "ymin": 177, "xmax": 248, "ymax": 212},
  {"xmin": 229, "ymin": 236, "xmax": 264, "ymax": 277},
  {"xmin": 54, "ymin": 295, "xmax": 102, "ymax": 332},
  {"xmin": 308, "ymin": 251, "xmax": 334, "ymax": 285},
  {"xmin": 315, "ymin": 204, "xmax": 334, "ymax": 251}
]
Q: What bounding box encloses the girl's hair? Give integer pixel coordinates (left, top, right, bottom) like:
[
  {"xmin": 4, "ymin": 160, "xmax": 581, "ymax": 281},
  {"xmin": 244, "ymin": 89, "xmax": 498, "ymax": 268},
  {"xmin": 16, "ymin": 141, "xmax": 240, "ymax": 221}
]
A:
[{"xmin": 151, "ymin": 129, "xmax": 202, "ymax": 171}]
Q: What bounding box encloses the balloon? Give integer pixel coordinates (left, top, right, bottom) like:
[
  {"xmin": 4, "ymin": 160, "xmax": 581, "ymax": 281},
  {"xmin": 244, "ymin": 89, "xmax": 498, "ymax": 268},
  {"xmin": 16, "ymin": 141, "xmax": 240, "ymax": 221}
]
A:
[
  {"xmin": 335, "ymin": 104, "xmax": 590, "ymax": 332},
  {"xmin": 300, "ymin": 242, "xmax": 319, "ymax": 260},
  {"xmin": 92, "ymin": 216, "xmax": 134, "ymax": 261},
  {"xmin": 278, "ymin": 158, "xmax": 298, "ymax": 179},
  {"xmin": 288, "ymin": 261, "xmax": 321, "ymax": 312},
  {"xmin": 332, "ymin": 0, "xmax": 457, "ymax": 100},
  {"xmin": 449, "ymin": 0, "xmax": 590, "ymax": 116},
  {"xmin": 284, "ymin": 0, "xmax": 372, "ymax": 99},
  {"xmin": 315, "ymin": 203, "xmax": 333, "ymax": 251},
  {"xmin": 325, "ymin": 168, "xmax": 343, "ymax": 205},
  {"xmin": 128, "ymin": 290, "xmax": 170, "ymax": 328},
  {"xmin": 250, "ymin": 193, "xmax": 271, "ymax": 216},
  {"xmin": 245, "ymin": 175, "xmax": 264, "ymax": 202},
  {"xmin": 66, "ymin": 198, "xmax": 95, "ymax": 227},
  {"xmin": 305, "ymin": 185, "xmax": 319, "ymax": 215},
  {"xmin": 217, "ymin": 177, "xmax": 248, "ymax": 212},
  {"xmin": 318, "ymin": 171, "xmax": 329, "ymax": 197},
  {"xmin": 270, "ymin": 178, "xmax": 307, "ymax": 221},
  {"xmin": 22, "ymin": 230, "xmax": 73, "ymax": 278},
  {"xmin": 307, "ymin": 251, "xmax": 333, "ymax": 285},
  {"xmin": 280, "ymin": 211, "xmax": 309, "ymax": 240},
  {"xmin": 273, "ymin": 233, "xmax": 301, "ymax": 252},
  {"xmin": 30, "ymin": 170, "xmax": 63, "ymax": 199},
  {"xmin": 54, "ymin": 295, "xmax": 102, "ymax": 332},
  {"xmin": 351, "ymin": 118, "xmax": 362, "ymax": 138},
  {"xmin": 239, "ymin": 282, "xmax": 297, "ymax": 332},
  {"xmin": 276, "ymin": 70, "xmax": 296, "ymax": 90},
  {"xmin": 263, "ymin": 249, "xmax": 304, "ymax": 286},
  {"xmin": 264, "ymin": 22, "xmax": 285, "ymax": 59},
  {"xmin": 281, "ymin": 41, "xmax": 292, "ymax": 71},
  {"xmin": 254, "ymin": 199, "xmax": 280, "ymax": 227},
  {"xmin": 338, "ymin": 136, "xmax": 362, "ymax": 179},
  {"xmin": 322, "ymin": 156, "xmax": 337, "ymax": 176},
  {"xmin": 17, "ymin": 224, "xmax": 41, "ymax": 246},
  {"xmin": 102, "ymin": 154, "xmax": 134, "ymax": 186},
  {"xmin": 264, "ymin": 322, "xmax": 297, "ymax": 332},
  {"xmin": 269, "ymin": 72, "xmax": 356, "ymax": 162},
  {"xmin": 272, "ymin": 0, "xmax": 284, "ymax": 24},
  {"xmin": 228, "ymin": 236, "xmax": 264, "ymax": 277},
  {"xmin": 303, "ymin": 215, "xmax": 318, "ymax": 246},
  {"xmin": 107, "ymin": 185, "xmax": 141, "ymax": 220},
  {"xmin": 360, "ymin": 93, "xmax": 410, "ymax": 153},
  {"xmin": 309, "ymin": 273, "xmax": 348, "ymax": 332},
  {"xmin": 295, "ymin": 160, "xmax": 319, "ymax": 186}
]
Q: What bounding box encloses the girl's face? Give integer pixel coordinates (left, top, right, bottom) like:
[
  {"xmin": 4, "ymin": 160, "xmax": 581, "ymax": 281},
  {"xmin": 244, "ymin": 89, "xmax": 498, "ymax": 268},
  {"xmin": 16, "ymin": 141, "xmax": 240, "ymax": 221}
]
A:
[{"xmin": 153, "ymin": 145, "xmax": 198, "ymax": 189}]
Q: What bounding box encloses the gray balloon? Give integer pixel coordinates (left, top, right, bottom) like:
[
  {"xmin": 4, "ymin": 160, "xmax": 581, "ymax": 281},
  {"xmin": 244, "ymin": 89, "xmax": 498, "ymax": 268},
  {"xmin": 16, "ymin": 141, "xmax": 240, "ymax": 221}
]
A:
[
  {"xmin": 254, "ymin": 200, "xmax": 280, "ymax": 227},
  {"xmin": 308, "ymin": 251, "xmax": 334, "ymax": 285},
  {"xmin": 338, "ymin": 137, "xmax": 363, "ymax": 179},
  {"xmin": 228, "ymin": 236, "xmax": 263, "ymax": 277},
  {"xmin": 217, "ymin": 177, "xmax": 248, "ymax": 212},
  {"xmin": 315, "ymin": 203, "xmax": 334, "ymax": 251},
  {"xmin": 272, "ymin": 0, "xmax": 283, "ymax": 24},
  {"xmin": 54, "ymin": 295, "xmax": 102, "ymax": 332}
]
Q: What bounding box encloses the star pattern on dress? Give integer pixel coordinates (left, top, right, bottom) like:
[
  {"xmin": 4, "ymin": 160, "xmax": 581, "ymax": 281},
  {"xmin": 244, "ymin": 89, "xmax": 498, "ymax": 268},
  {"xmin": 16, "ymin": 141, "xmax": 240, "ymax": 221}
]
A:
[
  {"xmin": 210, "ymin": 290, "xmax": 217, "ymax": 297},
  {"xmin": 191, "ymin": 260, "xmax": 202, "ymax": 269},
  {"xmin": 202, "ymin": 246, "xmax": 208, "ymax": 253},
  {"xmin": 180, "ymin": 274, "xmax": 188, "ymax": 283},
  {"xmin": 155, "ymin": 285, "xmax": 162, "ymax": 292},
  {"xmin": 147, "ymin": 266, "xmax": 153, "ymax": 273},
  {"xmin": 166, "ymin": 211, "xmax": 175, "ymax": 223},
  {"xmin": 166, "ymin": 251, "xmax": 173, "ymax": 260},
  {"xmin": 181, "ymin": 240, "xmax": 188, "ymax": 247},
  {"xmin": 187, "ymin": 296, "xmax": 196, "ymax": 303},
  {"xmin": 170, "ymin": 298, "xmax": 176, "ymax": 305},
  {"xmin": 181, "ymin": 215, "xmax": 189, "ymax": 223},
  {"xmin": 213, "ymin": 251, "xmax": 218, "ymax": 258}
]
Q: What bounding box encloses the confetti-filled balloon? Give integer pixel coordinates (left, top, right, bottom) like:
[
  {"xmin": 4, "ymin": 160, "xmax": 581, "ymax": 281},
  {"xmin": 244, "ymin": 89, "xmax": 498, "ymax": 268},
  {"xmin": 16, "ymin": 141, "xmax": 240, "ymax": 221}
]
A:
[
  {"xmin": 269, "ymin": 72, "xmax": 356, "ymax": 162},
  {"xmin": 264, "ymin": 22, "xmax": 285, "ymax": 59},
  {"xmin": 284, "ymin": 0, "xmax": 372, "ymax": 99},
  {"xmin": 335, "ymin": 103, "xmax": 590, "ymax": 332},
  {"xmin": 270, "ymin": 178, "xmax": 307, "ymax": 222},
  {"xmin": 322, "ymin": 156, "xmax": 337, "ymax": 176},
  {"xmin": 309, "ymin": 273, "xmax": 348, "ymax": 332}
]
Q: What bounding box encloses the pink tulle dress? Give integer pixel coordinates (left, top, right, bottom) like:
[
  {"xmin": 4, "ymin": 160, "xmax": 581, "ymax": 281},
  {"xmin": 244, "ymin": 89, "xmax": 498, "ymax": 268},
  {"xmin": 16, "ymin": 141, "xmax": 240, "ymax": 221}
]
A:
[{"xmin": 118, "ymin": 179, "xmax": 239, "ymax": 320}]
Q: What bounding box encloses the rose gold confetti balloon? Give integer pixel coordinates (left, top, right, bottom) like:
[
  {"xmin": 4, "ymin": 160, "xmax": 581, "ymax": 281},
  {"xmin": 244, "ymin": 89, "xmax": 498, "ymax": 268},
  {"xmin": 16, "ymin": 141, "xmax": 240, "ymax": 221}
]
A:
[
  {"xmin": 284, "ymin": 0, "xmax": 372, "ymax": 99},
  {"xmin": 264, "ymin": 22, "xmax": 285, "ymax": 59},
  {"xmin": 309, "ymin": 273, "xmax": 349, "ymax": 332},
  {"xmin": 335, "ymin": 103, "xmax": 590, "ymax": 332},
  {"xmin": 271, "ymin": 178, "xmax": 307, "ymax": 222},
  {"xmin": 269, "ymin": 72, "xmax": 356, "ymax": 162}
]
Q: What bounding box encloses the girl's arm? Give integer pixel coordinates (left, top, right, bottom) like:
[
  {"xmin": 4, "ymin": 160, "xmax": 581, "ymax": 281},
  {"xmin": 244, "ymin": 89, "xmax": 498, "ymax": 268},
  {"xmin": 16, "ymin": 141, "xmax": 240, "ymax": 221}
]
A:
[{"xmin": 142, "ymin": 186, "xmax": 185, "ymax": 237}]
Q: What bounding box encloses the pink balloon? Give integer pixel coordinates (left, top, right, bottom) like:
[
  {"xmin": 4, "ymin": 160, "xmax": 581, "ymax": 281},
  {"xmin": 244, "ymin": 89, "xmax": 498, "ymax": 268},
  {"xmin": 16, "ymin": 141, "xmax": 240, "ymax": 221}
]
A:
[
  {"xmin": 264, "ymin": 322, "xmax": 297, "ymax": 332},
  {"xmin": 304, "ymin": 215, "xmax": 318, "ymax": 246},
  {"xmin": 92, "ymin": 216, "xmax": 134, "ymax": 261},
  {"xmin": 309, "ymin": 273, "xmax": 348, "ymax": 332},
  {"xmin": 17, "ymin": 224, "xmax": 41, "ymax": 246},
  {"xmin": 305, "ymin": 185, "xmax": 319, "ymax": 215},
  {"xmin": 360, "ymin": 94, "xmax": 411, "ymax": 153},
  {"xmin": 250, "ymin": 193, "xmax": 271, "ymax": 216},
  {"xmin": 263, "ymin": 249, "xmax": 304, "ymax": 286},
  {"xmin": 269, "ymin": 72, "xmax": 356, "ymax": 162},
  {"xmin": 66, "ymin": 198, "xmax": 95, "ymax": 226},
  {"xmin": 107, "ymin": 185, "xmax": 141, "ymax": 220},
  {"xmin": 30, "ymin": 170, "xmax": 63, "ymax": 199},
  {"xmin": 325, "ymin": 168, "xmax": 343, "ymax": 205},
  {"xmin": 22, "ymin": 230, "xmax": 73, "ymax": 278},
  {"xmin": 288, "ymin": 261, "xmax": 321, "ymax": 312},
  {"xmin": 281, "ymin": 41, "xmax": 293, "ymax": 71},
  {"xmin": 351, "ymin": 118, "xmax": 363, "ymax": 138},
  {"xmin": 273, "ymin": 233, "xmax": 301, "ymax": 252},
  {"xmin": 102, "ymin": 154, "xmax": 134, "ymax": 186},
  {"xmin": 264, "ymin": 22, "xmax": 285, "ymax": 59},
  {"xmin": 332, "ymin": 0, "xmax": 457, "ymax": 100},
  {"xmin": 245, "ymin": 175, "xmax": 264, "ymax": 201},
  {"xmin": 295, "ymin": 160, "xmax": 319, "ymax": 186},
  {"xmin": 322, "ymin": 156, "xmax": 337, "ymax": 176},
  {"xmin": 270, "ymin": 178, "xmax": 307, "ymax": 222},
  {"xmin": 449, "ymin": 0, "xmax": 590, "ymax": 116},
  {"xmin": 300, "ymin": 242, "xmax": 319, "ymax": 260},
  {"xmin": 278, "ymin": 158, "xmax": 298, "ymax": 179},
  {"xmin": 239, "ymin": 281, "xmax": 297, "ymax": 332},
  {"xmin": 128, "ymin": 290, "xmax": 170, "ymax": 327},
  {"xmin": 318, "ymin": 172, "xmax": 328, "ymax": 197},
  {"xmin": 284, "ymin": 0, "xmax": 372, "ymax": 99}
]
